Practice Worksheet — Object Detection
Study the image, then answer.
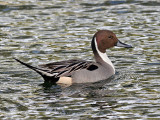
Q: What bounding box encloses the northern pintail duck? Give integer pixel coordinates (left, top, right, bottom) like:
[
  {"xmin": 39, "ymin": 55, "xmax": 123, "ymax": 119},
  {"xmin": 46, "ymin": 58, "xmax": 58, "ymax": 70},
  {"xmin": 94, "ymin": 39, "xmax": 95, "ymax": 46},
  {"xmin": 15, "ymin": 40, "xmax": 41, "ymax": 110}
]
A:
[{"xmin": 15, "ymin": 30, "xmax": 132, "ymax": 85}]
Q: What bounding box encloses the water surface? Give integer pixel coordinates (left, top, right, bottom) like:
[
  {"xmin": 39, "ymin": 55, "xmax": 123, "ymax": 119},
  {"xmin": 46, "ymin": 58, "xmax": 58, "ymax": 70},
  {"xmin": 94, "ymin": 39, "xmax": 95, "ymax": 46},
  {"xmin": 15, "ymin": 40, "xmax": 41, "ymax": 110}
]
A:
[{"xmin": 0, "ymin": 0, "xmax": 160, "ymax": 119}]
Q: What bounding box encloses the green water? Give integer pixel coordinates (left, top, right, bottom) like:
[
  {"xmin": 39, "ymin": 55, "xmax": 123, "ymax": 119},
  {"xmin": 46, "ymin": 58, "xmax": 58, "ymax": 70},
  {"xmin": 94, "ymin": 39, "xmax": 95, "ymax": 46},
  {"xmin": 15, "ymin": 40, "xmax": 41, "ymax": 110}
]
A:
[{"xmin": 0, "ymin": 0, "xmax": 160, "ymax": 119}]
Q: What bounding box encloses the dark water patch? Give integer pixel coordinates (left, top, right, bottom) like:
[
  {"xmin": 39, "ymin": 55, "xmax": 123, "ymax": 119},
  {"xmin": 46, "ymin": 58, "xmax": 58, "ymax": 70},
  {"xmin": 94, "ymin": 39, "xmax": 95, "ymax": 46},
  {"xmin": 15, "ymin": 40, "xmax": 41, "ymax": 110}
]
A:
[
  {"xmin": 0, "ymin": 5, "xmax": 37, "ymax": 12},
  {"xmin": 141, "ymin": 10, "xmax": 159, "ymax": 13},
  {"xmin": 114, "ymin": 10, "xmax": 132, "ymax": 14},
  {"xmin": 0, "ymin": 5, "xmax": 16, "ymax": 12},
  {"xmin": 0, "ymin": 88, "xmax": 21, "ymax": 94},
  {"xmin": 38, "ymin": 12, "xmax": 50, "ymax": 16},
  {"xmin": 12, "ymin": 36, "xmax": 33, "ymax": 39},
  {"xmin": 0, "ymin": 25, "xmax": 10, "ymax": 28},
  {"xmin": 103, "ymin": 0, "xmax": 128, "ymax": 6},
  {"xmin": 142, "ymin": 62, "xmax": 160, "ymax": 66},
  {"xmin": 123, "ymin": 83, "xmax": 134, "ymax": 88},
  {"xmin": 140, "ymin": 1, "xmax": 160, "ymax": 6},
  {"xmin": 135, "ymin": 70, "xmax": 160, "ymax": 75},
  {"xmin": 44, "ymin": 5, "xmax": 64, "ymax": 9},
  {"xmin": 13, "ymin": 5, "xmax": 37, "ymax": 10},
  {"xmin": 41, "ymin": 28, "xmax": 59, "ymax": 32},
  {"xmin": 81, "ymin": 0, "xmax": 129, "ymax": 7},
  {"xmin": 0, "ymin": 33, "xmax": 8, "ymax": 38},
  {"xmin": 29, "ymin": 44, "xmax": 43, "ymax": 48},
  {"xmin": 18, "ymin": 5, "xmax": 37, "ymax": 10},
  {"xmin": 20, "ymin": 27, "xmax": 37, "ymax": 30},
  {"xmin": 80, "ymin": 3, "xmax": 99, "ymax": 7},
  {"xmin": 85, "ymin": 8, "xmax": 106, "ymax": 12}
]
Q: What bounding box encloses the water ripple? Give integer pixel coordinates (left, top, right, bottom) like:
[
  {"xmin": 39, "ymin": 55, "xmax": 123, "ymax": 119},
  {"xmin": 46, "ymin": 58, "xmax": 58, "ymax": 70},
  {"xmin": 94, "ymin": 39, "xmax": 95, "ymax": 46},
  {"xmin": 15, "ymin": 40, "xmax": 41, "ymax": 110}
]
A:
[{"xmin": 0, "ymin": 0, "xmax": 160, "ymax": 119}]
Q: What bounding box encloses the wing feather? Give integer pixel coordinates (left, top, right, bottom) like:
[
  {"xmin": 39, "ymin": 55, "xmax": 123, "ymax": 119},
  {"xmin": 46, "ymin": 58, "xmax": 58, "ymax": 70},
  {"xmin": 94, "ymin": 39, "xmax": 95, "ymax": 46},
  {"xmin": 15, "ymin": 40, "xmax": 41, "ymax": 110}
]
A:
[{"xmin": 38, "ymin": 59, "xmax": 98, "ymax": 77}]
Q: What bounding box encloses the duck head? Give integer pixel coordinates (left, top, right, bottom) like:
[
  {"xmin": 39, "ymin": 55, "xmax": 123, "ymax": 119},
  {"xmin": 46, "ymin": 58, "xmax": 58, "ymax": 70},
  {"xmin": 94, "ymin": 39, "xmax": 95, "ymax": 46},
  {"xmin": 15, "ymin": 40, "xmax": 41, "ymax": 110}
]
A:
[{"xmin": 92, "ymin": 30, "xmax": 132, "ymax": 53}]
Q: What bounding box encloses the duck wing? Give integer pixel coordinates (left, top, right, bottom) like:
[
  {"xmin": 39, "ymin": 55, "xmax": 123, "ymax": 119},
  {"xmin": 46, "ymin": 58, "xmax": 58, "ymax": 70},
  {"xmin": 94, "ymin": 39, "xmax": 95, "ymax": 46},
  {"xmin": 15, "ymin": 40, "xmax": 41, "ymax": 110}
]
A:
[{"xmin": 39, "ymin": 59, "xmax": 98, "ymax": 77}]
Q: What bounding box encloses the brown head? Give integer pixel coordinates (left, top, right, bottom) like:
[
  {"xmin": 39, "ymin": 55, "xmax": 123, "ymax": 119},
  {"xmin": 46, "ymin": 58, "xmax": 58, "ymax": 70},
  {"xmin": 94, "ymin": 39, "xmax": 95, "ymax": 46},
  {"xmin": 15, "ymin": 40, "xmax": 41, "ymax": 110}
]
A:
[{"xmin": 93, "ymin": 30, "xmax": 132, "ymax": 53}]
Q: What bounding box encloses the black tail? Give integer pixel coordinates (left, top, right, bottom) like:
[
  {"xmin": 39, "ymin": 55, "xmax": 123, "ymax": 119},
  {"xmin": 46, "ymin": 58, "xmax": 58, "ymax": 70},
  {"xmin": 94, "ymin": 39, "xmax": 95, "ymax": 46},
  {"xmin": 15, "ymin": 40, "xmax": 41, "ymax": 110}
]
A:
[
  {"xmin": 14, "ymin": 58, "xmax": 59, "ymax": 84},
  {"xmin": 14, "ymin": 58, "xmax": 41, "ymax": 72}
]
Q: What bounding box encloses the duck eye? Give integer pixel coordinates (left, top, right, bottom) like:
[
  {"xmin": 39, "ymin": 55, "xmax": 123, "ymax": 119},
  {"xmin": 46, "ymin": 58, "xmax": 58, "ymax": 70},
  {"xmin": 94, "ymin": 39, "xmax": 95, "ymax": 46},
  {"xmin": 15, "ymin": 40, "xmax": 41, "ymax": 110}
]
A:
[{"xmin": 108, "ymin": 35, "xmax": 113, "ymax": 39}]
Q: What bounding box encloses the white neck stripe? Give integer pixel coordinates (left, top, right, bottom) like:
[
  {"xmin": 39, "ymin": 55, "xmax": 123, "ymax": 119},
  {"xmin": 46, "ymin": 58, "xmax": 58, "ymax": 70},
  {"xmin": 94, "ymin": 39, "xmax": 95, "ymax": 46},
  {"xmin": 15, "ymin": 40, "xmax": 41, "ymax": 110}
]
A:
[{"xmin": 94, "ymin": 38, "xmax": 115, "ymax": 73}]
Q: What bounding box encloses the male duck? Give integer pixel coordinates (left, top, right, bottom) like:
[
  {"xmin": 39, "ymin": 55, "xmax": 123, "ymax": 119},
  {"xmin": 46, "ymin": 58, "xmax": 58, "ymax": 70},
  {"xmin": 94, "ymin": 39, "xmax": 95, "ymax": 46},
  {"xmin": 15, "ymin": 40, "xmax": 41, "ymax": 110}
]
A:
[{"xmin": 15, "ymin": 30, "xmax": 132, "ymax": 84}]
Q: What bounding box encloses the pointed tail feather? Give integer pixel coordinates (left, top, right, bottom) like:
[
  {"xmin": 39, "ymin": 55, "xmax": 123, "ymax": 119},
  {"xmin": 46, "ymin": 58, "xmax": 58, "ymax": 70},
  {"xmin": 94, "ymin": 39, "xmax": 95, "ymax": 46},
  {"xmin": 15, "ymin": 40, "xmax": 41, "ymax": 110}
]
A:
[
  {"xmin": 14, "ymin": 58, "xmax": 59, "ymax": 83},
  {"xmin": 14, "ymin": 58, "xmax": 47, "ymax": 74},
  {"xmin": 14, "ymin": 58, "xmax": 39, "ymax": 71}
]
